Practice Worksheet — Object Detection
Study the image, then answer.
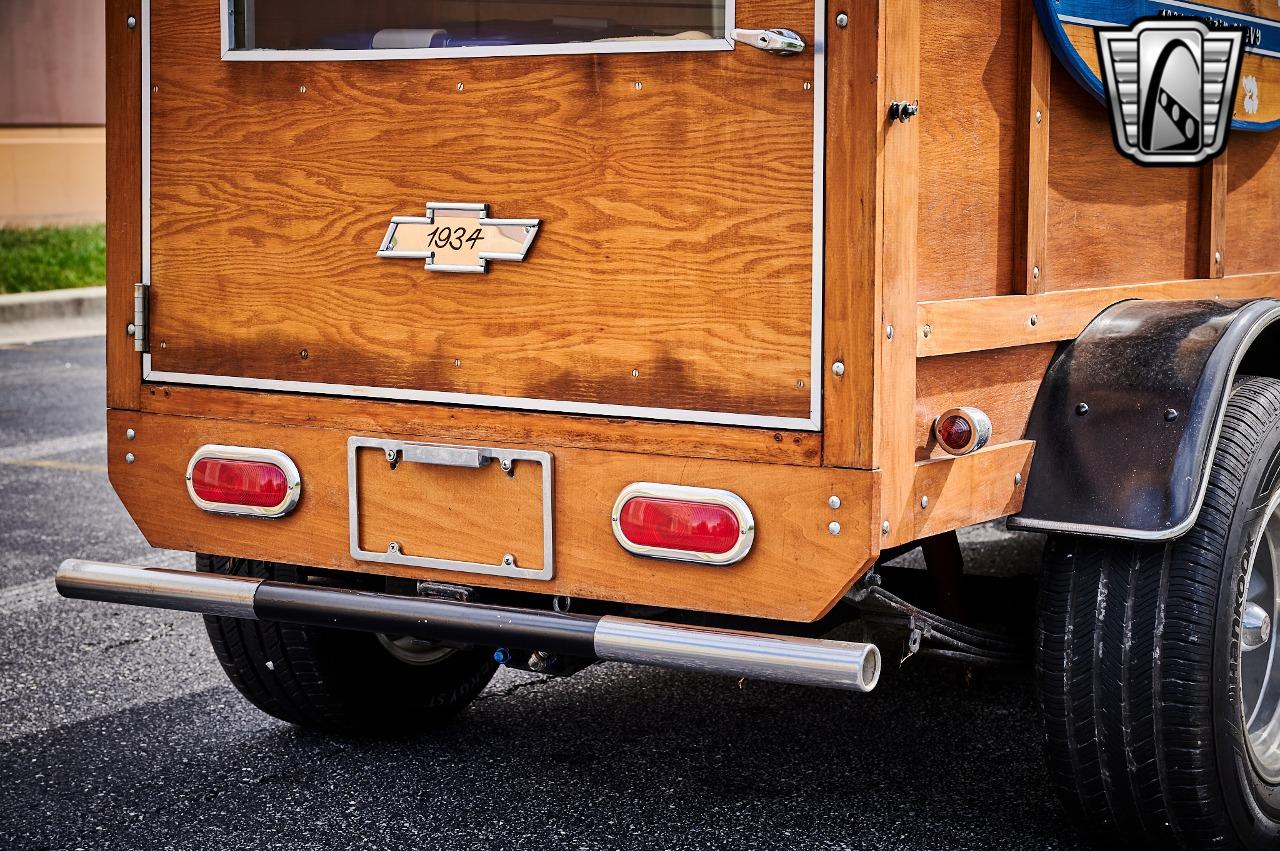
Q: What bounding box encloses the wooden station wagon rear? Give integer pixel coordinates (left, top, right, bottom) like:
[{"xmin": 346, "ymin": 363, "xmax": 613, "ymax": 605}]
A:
[{"xmin": 60, "ymin": 1, "xmax": 1280, "ymax": 847}]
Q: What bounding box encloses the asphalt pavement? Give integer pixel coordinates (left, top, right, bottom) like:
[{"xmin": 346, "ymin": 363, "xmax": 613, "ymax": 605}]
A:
[{"xmin": 0, "ymin": 337, "xmax": 1091, "ymax": 851}]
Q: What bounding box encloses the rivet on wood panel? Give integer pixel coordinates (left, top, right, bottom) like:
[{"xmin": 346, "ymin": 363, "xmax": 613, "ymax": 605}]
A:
[
  {"xmin": 803, "ymin": 82, "xmax": 812, "ymax": 91},
  {"xmin": 152, "ymin": 85, "xmax": 159, "ymax": 93},
  {"xmin": 126, "ymin": 323, "xmax": 136, "ymax": 336},
  {"xmin": 796, "ymin": 379, "xmax": 805, "ymax": 389},
  {"xmin": 127, "ymin": 15, "xmax": 136, "ymax": 29},
  {"xmin": 831, "ymin": 361, "xmax": 845, "ymax": 377},
  {"xmin": 1215, "ymin": 251, "xmax": 1223, "ymax": 266},
  {"xmin": 886, "ymin": 325, "xmax": 894, "ymax": 340},
  {"xmin": 1035, "ymin": 110, "xmax": 1043, "ymax": 125},
  {"xmin": 634, "ymin": 81, "xmax": 643, "ymax": 91},
  {"xmin": 126, "ymin": 429, "xmax": 136, "ymax": 441},
  {"xmin": 453, "ymin": 358, "xmax": 462, "ymax": 367},
  {"xmin": 299, "ymin": 85, "xmax": 307, "ymax": 93},
  {"xmin": 1032, "ymin": 265, "xmax": 1041, "ymax": 280},
  {"xmin": 631, "ymin": 369, "xmax": 640, "ymax": 378},
  {"xmin": 299, "ymin": 349, "xmax": 309, "ymax": 360},
  {"xmin": 1014, "ymin": 472, "xmax": 1023, "ymax": 486},
  {"xmin": 828, "ymin": 521, "xmax": 841, "ymax": 536},
  {"xmin": 921, "ymin": 325, "xmax": 932, "ymax": 339},
  {"xmin": 881, "ymin": 520, "xmax": 890, "ymax": 535},
  {"xmin": 125, "ymin": 453, "xmax": 136, "ymax": 465},
  {"xmin": 456, "ymin": 82, "xmax": 465, "ymax": 91},
  {"xmin": 835, "ymin": 12, "xmax": 849, "ymax": 27},
  {"xmin": 1029, "ymin": 314, "xmax": 1039, "ymax": 327},
  {"xmin": 828, "ymin": 495, "xmax": 842, "ymax": 509},
  {"xmin": 920, "ymin": 495, "xmax": 929, "ymax": 509}
]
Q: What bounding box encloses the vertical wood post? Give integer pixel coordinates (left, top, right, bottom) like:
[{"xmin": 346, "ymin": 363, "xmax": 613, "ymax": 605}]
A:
[
  {"xmin": 1014, "ymin": 0, "xmax": 1051, "ymax": 295},
  {"xmin": 1199, "ymin": 153, "xmax": 1228, "ymax": 279},
  {"xmin": 106, "ymin": 0, "xmax": 143, "ymax": 411},
  {"xmin": 878, "ymin": 0, "xmax": 920, "ymax": 546}
]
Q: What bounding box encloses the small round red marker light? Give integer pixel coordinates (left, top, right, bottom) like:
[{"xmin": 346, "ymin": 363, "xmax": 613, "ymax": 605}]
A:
[
  {"xmin": 612, "ymin": 484, "xmax": 755, "ymax": 565},
  {"xmin": 186, "ymin": 446, "xmax": 301, "ymax": 517},
  {"xmin": 933, "ymin": 407, "xmax": 992, "ymax": 456}
]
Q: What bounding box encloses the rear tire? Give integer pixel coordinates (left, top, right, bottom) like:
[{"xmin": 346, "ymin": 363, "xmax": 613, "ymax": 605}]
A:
[
  {"xmin": 1037, "ymin": 377, "xmax": 1280, "ymax": 849},
  {"xmin": 197, "ymin": 555, "xmax": 497, "ymax": 733}
]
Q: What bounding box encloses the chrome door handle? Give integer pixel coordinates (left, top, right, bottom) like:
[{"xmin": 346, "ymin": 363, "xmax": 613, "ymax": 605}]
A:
[{"xmin": 731, "ymin": 28, "xmax": 806, "ymax": 55}]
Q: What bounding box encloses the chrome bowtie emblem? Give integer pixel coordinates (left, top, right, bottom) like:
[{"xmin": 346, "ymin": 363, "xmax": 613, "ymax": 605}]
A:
[
  {"xmin": 378, "ymin": 202, "xmax": 540, "ymax": 273},
  {"xmin": 1097, "ymin": 19, "xmax": 1245, "ymax": 166}
]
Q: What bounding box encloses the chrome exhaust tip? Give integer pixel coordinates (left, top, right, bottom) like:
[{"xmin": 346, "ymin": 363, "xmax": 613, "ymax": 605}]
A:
[{"xmin": 55, "ymin": 559, "xmax": 880, "ymax": 693}]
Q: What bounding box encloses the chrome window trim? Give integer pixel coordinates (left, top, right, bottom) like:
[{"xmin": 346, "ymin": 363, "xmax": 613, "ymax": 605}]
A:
[
  {"xmin": 218, "ymin": 0, "xmax": 736, "ymax": 61},
  {"xmin": 611, "ymin": 482, "xmax": 756, "ymax": 566},
  {"xmin": 142, "ymin": 1, "xmax": 825, "ymax": 431},
  {"xmin": 185, "ymin": 444, "xmax": 303, "ymax": 518},
  {"xmin": 347, "ymin": 437, "xmax": 555, "ymax": 581}
]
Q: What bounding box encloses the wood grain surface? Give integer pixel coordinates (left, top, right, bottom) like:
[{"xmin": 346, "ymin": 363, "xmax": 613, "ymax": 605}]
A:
[
  {"xmin": 139, "ymin": 384, "xmax": 823, "ymax": 465},
  {"xmin": 109, "ymin": 410, "xmax": 879, "ymax": 622},
  {"xmin": 145, "ymin": 0, "xmax": 818, "ymax": 421},
  {"xmin": 917, "ymin": 0, "xmax": 1021, "ymax": 303},
  {"xmin": 1226, "ymin": 130, "xmax": 1280, "ymax": 276},
  {"xmin": 107, "ymin": 0, "xmax": 142, "ymax": 411}
]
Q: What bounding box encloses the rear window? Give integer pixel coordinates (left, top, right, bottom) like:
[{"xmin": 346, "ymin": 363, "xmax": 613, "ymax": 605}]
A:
[{"xmin": 227, "ymin": 0, "xmax": 729, "ymax": 57}]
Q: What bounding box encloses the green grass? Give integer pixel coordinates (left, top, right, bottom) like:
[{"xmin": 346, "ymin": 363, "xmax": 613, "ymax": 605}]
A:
[{"xmin": 0, "ymin": 225, "xmax": 107, "ymax": 294}]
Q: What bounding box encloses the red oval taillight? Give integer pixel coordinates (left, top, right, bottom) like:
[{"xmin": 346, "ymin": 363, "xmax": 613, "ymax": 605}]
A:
[
  {"xmin": 618, "ymin": 498, "xmax": 741, "ymax": 554},
  {"xmin": 932, "ymin": 407, "xmax": 993, "ymax": 456},
  {"xmin": 186, "ymin": 447, "xmax": 301, "ymax": 517},
  {"xmin": 611, "ymin": 484, "xmax": 755, "ymax": 565}
]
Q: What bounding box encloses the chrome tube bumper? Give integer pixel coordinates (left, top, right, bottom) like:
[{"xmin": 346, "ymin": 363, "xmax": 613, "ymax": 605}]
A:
[{"xmin": 55, "ymin": 559, "xmax": 880, "ymax": 693}]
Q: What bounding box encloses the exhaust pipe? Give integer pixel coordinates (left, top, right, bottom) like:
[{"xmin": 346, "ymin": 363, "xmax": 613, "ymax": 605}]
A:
[{"xmin": 56, "ymin": 559, "xmax": 880, "ymax": 692}]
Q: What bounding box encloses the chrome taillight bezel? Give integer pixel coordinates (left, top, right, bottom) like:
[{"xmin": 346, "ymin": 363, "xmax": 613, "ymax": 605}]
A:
[
  {"xmin": 185, "ymin": 445, "xmax": 302, "ymax": 518},
  {"xmin": 610, "ymin": 482, "xmax": 756, "ymax": 566}
]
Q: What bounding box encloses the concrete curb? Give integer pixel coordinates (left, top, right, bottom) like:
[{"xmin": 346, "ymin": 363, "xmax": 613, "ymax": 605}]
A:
[{"xmin": 0, "ymin": 286, "xmax": 106, "ymax": 345}]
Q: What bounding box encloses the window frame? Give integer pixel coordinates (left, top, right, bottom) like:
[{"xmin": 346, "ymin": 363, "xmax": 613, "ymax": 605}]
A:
[{"xmin": 220, "ymin": 0, "xmax": 737, "ymax": 61}]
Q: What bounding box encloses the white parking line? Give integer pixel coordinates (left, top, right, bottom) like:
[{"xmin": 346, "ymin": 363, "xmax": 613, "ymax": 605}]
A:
[
  {"xmin": 0, "ymin": 431, "xmax": 105, "ymax": 464},
  {"xmin": 0, "ymin": 550, "xmax": 192, "ymax": 615}
]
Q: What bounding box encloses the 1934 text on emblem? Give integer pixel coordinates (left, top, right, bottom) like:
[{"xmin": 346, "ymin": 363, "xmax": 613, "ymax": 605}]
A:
[{"xmin": 377, "ymin": 202, "xmax": 540, "ymax": 273}]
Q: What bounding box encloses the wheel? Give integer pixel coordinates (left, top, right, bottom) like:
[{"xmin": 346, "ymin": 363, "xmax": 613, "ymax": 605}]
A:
[
  {"xmin": 1037, "ymin": 376, "xmax": 1280, "ymax": 850},
  {"xmin": 196, "ymin": 555, "xmax": 497, "ymax": 733}
]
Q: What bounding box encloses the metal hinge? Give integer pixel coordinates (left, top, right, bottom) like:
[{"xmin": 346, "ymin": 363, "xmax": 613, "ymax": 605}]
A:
[{"xmin": 133, "ymin": 282, "xmax": 149, "ymax": 353}]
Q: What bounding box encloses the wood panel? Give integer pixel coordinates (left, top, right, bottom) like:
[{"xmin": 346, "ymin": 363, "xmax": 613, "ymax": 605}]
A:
[
  {"xmin": 877, "ymin": 0, "xmax": 920, "ymax": 544},
  {"xmin": 1047, "ymin": 64, "xmax": 1201, "ymax": 291},
  {"xmin": 916, "ymin": 0, "xmax": 1020, "ymax": 302},
  {"xmin": 109, "ymin": 410, "xmax": 879, "ymax": 622},
  {"xmin": 146, "ymin": 0, "xmax": 817, "ymax": 421},
  {"xmin": 106, "ymin": 0, "xmax": 142, "ymax": 411},
  {"xmin": 822, "ymin": 0, "xmax": 882, "ymax": 467},
  {"xmin": 913, "ymin": 344, "xmax": 1056, "ymax": 461},
  {"xmin": 139, "ymin": 384, "xmax": 822, "ymax": 465},
  {"xmin": 1226, "ymin": 130, "xmax": 1280, "ymax": 277},
  {"xmin": 890, "ymin": 440, "xmax": 1033, "ymax": 545},
  {"xmin": 917, "ymin": 272, "xmax": 1280, "ymax": 357}
]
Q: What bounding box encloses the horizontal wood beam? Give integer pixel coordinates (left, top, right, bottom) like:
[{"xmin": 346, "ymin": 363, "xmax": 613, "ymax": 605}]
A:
[{"xmin": 916, "ymin": 272, "xmax": 1280, "ymax": 357}]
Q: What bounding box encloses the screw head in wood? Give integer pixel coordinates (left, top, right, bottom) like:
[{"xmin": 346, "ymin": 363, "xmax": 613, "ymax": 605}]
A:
[
  {"xmin": 922, "ymin": 324, "xmax": 932, "ymax": 338},
  {"xmin": 126, "ymin": 323, "xmax": 136, "ymax": 336},
  {"xmin": 881, "ymin": 520, "xmax": 890, "ymax": 535},
  {"xmin": 836, "ymin": 12, "xmax": 849, "ymax": 27},
  {"xmin": 886, "ymin": 325, "xmax": 894, "ymax": 340},
  {"xmin": 1015, "ymin": 472, "xmax": 1023, "ymax": 486},
  {"xmin": 127, "ymin": 16, "xmax": 137, "ymax": 29},
  {"xmin": 1215, "ymin": 251, "xmax": 1223, "ymax": 265},
  {"xmin": 1029, "ymin": 314, "xmax": 1039, "ymax": 326},
  {"xmin": 831, "ymin": 361, "xmax": 846, "ymax": 377},
  {"xmin": 920, "ymin": 495, "xmax": 929, "ymax": 509},
  {"xmin": 1076, "ymin": 402, "xmax": 1090, "ymax": 416},
  {"xmin": 828, "ymin": 521, "xmax": 841, "ymax": 536},
  {"xmin": 125, "ymin": 452, "xmax": 136, "ymax": 464},
  {"xmin": 1032, "ymin": 265, "xmax": 1040, "ymax": 280},
  {"xmin": 126, "ymin": 429, "xmax": 136, "ymax": 441},
  {"xmin": 828, "ymin": 495, "xmax": 842, "ymax": 509},
  {"xmin": 1035, "ymin": 110, "xmax": 1042, "ymax": 125}
]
